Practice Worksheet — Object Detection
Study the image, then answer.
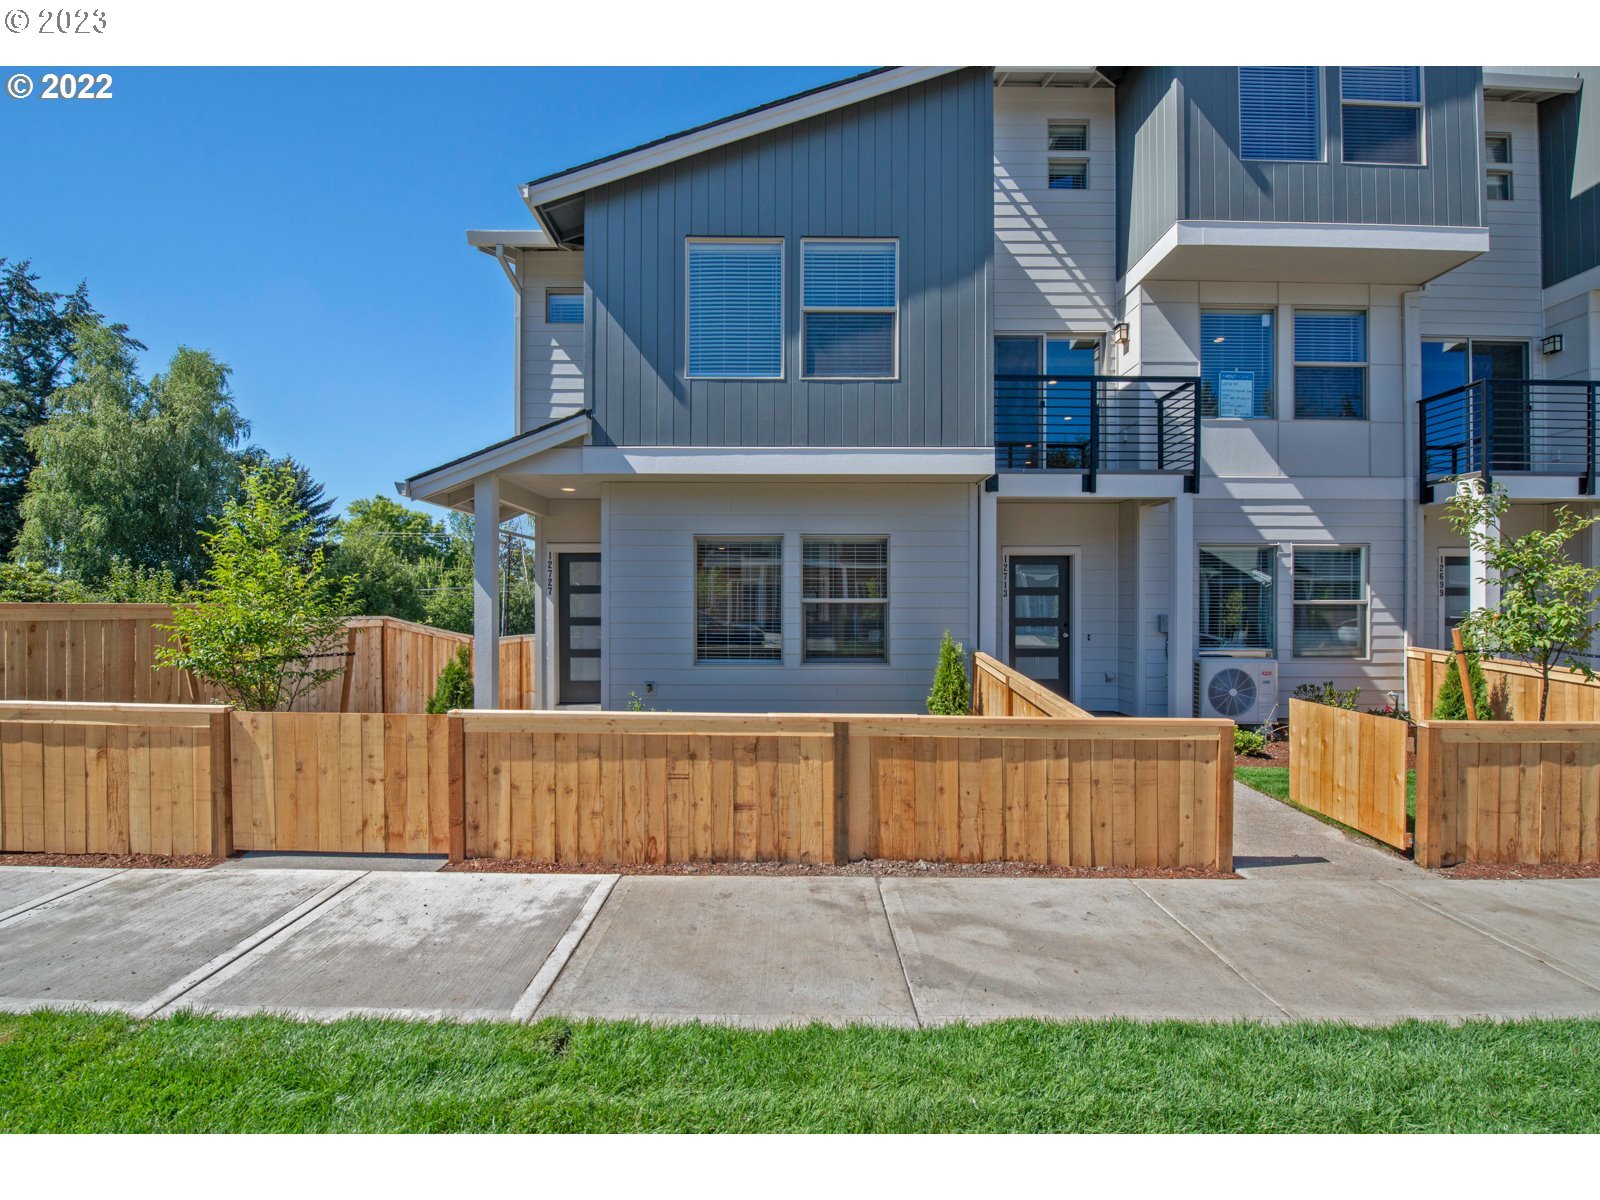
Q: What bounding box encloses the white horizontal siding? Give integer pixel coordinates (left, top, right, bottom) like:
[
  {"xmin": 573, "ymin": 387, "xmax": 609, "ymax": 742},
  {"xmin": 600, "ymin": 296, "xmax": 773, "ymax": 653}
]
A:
[{"xmin": 520, "ymin": 251, "xmax": 586, "ymax": 432}]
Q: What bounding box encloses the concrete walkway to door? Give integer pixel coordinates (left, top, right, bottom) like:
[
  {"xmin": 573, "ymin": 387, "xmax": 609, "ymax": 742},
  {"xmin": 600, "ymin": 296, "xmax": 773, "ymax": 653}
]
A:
[{"xmin": 2, "ymin": 787, "xmax": 1598, "ymax": 1027}]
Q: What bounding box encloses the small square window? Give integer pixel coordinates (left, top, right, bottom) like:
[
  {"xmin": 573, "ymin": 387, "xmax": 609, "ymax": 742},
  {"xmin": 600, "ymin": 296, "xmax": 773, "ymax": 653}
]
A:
[
  {"xmin": 1487, "ymin": 170, "xmax": 1513, "ymax": 202},
  {"xmin": 1048, "ymin": 121, "xmax": 1088, "ymax": 152},
  {"xmin": 1048, "ymin": 160, "xmax": 1088, "ymax": 190},
  {"xmin": 545, "ymin": 290, "xmax": 583, "ymax": 324},
  {"xmin": 1485, "ymin": 133, "xmax": 1511, "ymax": 164}
]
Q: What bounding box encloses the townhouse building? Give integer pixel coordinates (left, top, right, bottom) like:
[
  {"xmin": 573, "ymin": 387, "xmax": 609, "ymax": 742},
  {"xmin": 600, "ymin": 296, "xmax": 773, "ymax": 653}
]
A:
[{"xmin": 399, "ymin": 65, "xmax": 1600, "ymax": 720}]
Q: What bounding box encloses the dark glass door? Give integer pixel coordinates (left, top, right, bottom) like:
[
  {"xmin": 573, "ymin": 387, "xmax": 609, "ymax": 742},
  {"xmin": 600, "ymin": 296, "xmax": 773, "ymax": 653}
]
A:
[
  {"xmin": 1476, "ymin": 341, "xmax": 1531, "ymax": 471},
  {"xmin": 1009, "ymin": 556, "xmax": 1071, "ymax": 698},
  {"xmin": 558, "ymin": 553, "xmax": 601, "ymax": 705}
]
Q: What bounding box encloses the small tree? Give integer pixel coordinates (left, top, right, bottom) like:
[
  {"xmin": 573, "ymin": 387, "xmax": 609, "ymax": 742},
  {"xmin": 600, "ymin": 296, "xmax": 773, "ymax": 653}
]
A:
[
  {"xmin": 157, "ymin": 463, "xmax": 353, "ymax": 711},
  {"xmin": 926, "ymin": 630, "xmax": 972, "ymax": 715},
  {"xmin": 1432, "ymin": 650, "xmax": 1494, "ymax": 721},
  {"xmin": 426, "ymin": 646, "xmax": 474, "ymax": 714},
  {"xmin": 1446, "ymin": 481, "xmax": 1600, "ymax": 720}
]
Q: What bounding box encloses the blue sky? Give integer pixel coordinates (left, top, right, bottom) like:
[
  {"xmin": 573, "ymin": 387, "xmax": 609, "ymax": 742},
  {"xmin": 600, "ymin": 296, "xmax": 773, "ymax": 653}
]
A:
[{"xmin": 1, "ymin": 67, "xmax": 861, "ymax": 514}]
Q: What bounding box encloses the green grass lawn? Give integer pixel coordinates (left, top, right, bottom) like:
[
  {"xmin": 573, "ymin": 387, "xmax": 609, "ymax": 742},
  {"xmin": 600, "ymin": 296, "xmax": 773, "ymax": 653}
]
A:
[
  {"xmin": 4, "ymin": 1011, "xmax": 1600, "ymax": 1132},
  {"xmin": 1236, "ymin": 765, "xmax": 1417, "ymax": 828}
]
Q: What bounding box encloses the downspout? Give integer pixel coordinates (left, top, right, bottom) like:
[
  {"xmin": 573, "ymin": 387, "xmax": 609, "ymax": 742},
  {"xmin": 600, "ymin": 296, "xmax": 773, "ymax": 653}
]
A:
[
  {"xmin": 1401, "ymin": 285, "xmax": 1427, "ymax": 714},
  {"xmin": 493, "ymin": 245, "xmax": 523, "ymax": 435}
]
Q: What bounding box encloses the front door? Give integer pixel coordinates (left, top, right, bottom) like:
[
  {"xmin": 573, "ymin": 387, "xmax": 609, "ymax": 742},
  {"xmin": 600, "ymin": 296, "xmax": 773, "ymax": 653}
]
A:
[
  {"xmin": 558, "ymin": 553, "xmax": 601, "ymax": 705},
  {"xmin": 1438, "ymin": 550, "xmax": 1470, "ymax": 646},
  {"xmin": 1008, "ymin": 556, "xmax": 1071, "ymax": 699}
]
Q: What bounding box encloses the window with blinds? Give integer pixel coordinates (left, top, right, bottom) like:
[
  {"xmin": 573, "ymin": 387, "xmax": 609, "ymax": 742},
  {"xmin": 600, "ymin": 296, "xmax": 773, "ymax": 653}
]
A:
[
  {"xmin": 802, "ymin": 538, "xmax": 888, "ymax": 662},
  {"xmin": 1341, "ymin": 67, "xmax": 1422, "ymax": 165},
  {"xmin": 1294, "ymin": 311, "xmax": 1368, "ymax": 420},
  {"xmin": 1200, "ymin": 310, "xmax": 1275, "ymax": 419},
  {"xmin": 1048, "ymin": 121, "xmax": 1088, "ymax": 152},
  {"xmin": 1486, "ymin": 133, "xmax": 1513, "ymax": 201},
  {"xmin": 695, "ymin": 538, "xmax": 782, "ymax": 662},
  {"xmin": 1292, "ymin": 546, "xmax": 1368, "ymax": 658},
  {"xmin": 802, "ymin": 240, "xmax": 897, "ymax": 379},
  {"xmin": 687, "ymin": 239, "xmax": 783, "ymax": 379},
  {"xmin": 546, "ymin": 289, "xmax": 584, "ymax": 324},
  {"xmin": 1239, "ymin": 67, "xmax": 1322, "ymax": 161},
  {"xmin": 1199, "ymin": 546, "xmax": 1276, "ymax": 653},
  {"xmin": 1048, "ymin": 160, "xmax": 1088, "ymax": 189}
]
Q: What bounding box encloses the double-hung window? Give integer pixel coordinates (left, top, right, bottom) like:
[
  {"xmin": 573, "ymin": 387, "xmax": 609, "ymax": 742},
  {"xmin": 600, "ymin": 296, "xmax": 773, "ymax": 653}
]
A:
[
  {"xmin": 545, "ymin": 289, "xmax": 583, "ymax": 324},
  {"xmin": 695, "ymin": 538, "xmax": 783, "ymax": 662},
  {"xmin": 802, "ymin": 240, "xmax": 898, "ymax": 379},
  {"xmin": 1293, "ymin": 547, "xmax": 1369, "ymax": 658},
  {"xmin": 686, "ymin": 239, "xmax": 783, "ymax": 379},
  {"xmin": 1200, "ymin": 310, "xmax": 1275, "ymax": 419},
  {"xmin": 1199, "ymin": 547, "xmax": 1276, "ymax": 654},
  {"xmin": 1485, "ymin": 133, "xmax": 1513, "ymax": 201},
  {"xmin": 802, "ymin": 538, "xmax": 888, "ymax": 662},
  {"xmin": 1047, "ymin": 121, "xmax": 1089, "ymax": 189},
  {"xmin": 1239, "ymin": 67, "xmax": 1322, "ymax": 161},
  {"xmin": 1340, "ymin": 67, "xmax": 1423, "ymax": 165},
  {"xmin": 1294, "ymin": 311, "xmax": 1368, "ymax": 420}
]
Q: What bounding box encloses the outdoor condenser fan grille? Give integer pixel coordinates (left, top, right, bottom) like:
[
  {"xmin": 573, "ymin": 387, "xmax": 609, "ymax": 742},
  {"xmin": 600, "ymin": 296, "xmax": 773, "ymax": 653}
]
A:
[{"xmin": 1206, "ymin": 667, "xmax": 1258, "ymax": 719}]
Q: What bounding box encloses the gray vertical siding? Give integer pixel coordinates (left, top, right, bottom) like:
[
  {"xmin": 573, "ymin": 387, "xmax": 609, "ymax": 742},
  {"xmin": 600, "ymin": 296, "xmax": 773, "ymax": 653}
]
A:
[
  {"xmin": 583, "ymin": 67, "xmax": 994, "ymax": 449},
  {"xmin": 1118, "ymin": 66, "xmax": 1485, "ymax": 279},
  {"xmin": 1539, "ymin": 70, "xmax": 1600, "ymax": 287}
]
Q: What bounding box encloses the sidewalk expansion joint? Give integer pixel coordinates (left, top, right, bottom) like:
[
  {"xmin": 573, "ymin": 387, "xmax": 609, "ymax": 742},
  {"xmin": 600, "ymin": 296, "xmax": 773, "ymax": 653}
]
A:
[
  {"xmin": 875, "ymin": 877, "xmax": 924, "ymax": 1030},
  {"xmin": 514, "ymin": 874, "xmax": 619, "ymax": 1023},
  {"xmin": 0, "ymin": 869, "xmax": 128, "ymax": 927},
  {"xmin": 1132, "ymin": 881, "xmax": 1297, "ymax": 1020}
]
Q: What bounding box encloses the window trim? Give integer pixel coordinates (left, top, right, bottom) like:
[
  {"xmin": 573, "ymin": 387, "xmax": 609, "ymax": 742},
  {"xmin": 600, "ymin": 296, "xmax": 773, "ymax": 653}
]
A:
[
  {"xmin": 684, "ymin": 236, "xmax": 786, "ymax": 382},
  {"xmin": 1198, "ymin": 544, "xmax": 1278, "ymax": 656},
  {"xmin": 1486, "ymin": 170, "xmax": 1514, "ymax": 202},
  {"xmin": 1291, "ymin": 544, "xmax": 1371, "ymax": 661},
  {"xmin": 1237, "ymin": 66, "xmax": 1326, "ymax": 164},
  {"xmin": 1200, "ymin": 307, "xmax": 1277, "ymax": 421},
  {"xmin": 544, "ymin": 288, "xmax": 584, "ymax": 325},
  {"xmin": 800, "ymin": 534, "xmax": 891, "ymax": 665},
  {"xmin": 693, "ymin": 535, "xmax": 785, "ymax": 666},
  {"xmin": 1339, "ymin": 67, "xmax": 1426, "ymax": 167},
  {"xmin": 1292, "ymin": 308, "xmax": 1369, "ymax": 421},
  {"xmin": 800, "ymin": 238, "xmax": 900, "ymax": 382},
  {"xmin": 1047, "ymin": 159, "xmax": 1089, "ymax": 190},
  {"xmin": 1047, "ymin": 120, "xmax": 1089, "ymax": 154}
]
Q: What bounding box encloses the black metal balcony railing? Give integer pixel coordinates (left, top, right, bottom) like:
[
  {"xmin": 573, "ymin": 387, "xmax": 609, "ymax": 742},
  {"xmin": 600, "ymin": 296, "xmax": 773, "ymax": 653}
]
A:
[
  {"xmin": 994, "ymin": 374, "xmax": 1200, "ymax": 493},
  {"xmin": 1419, "ymin": 378, "xmax": 1600, "ymax": 501}
]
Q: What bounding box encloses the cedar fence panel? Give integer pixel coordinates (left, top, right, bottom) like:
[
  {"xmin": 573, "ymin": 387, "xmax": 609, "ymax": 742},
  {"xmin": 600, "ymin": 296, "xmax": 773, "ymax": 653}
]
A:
[
  {"xmin": 971, "ymin": 652, "xmax": 1092, "ymax": 718},
  {"xmin": 1287, "ymin": 699, "xmax": 1410, "ymax": 851},
  {"xmin": 1405, "ymin": 647, "xmax": 1600, "ymax": 723},
  {"xmin": 1415, "ymin": 721, "xmax": 1600, "ymax": 867},
  {"xmin": 0, "ymin": 701, "xmax": 230, "ymax": 856},
  {"xmin": 228, "ymin": 711, "xmax": 457, "ymax": 854}
]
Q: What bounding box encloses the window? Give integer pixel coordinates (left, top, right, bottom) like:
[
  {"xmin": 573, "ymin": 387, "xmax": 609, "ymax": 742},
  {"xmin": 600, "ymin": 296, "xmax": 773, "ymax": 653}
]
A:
[
  {"xmin": 1485, "ymin": 132, "xmax": 1513, "ymax": 201},
  {"xmin": 545, "ymin": 289, "xmax": 583, "ymax": 324},
  {"xmin": 1294, "ymin": 311, "xmax": 1367, "ymax": 420},
  {"xmin": 1239, "ymin": 67, "xmax": 1322, "ymax": 161},
  {"xmin": 1047, "ymin": 121, "xmax": 1089, "ymax": 189},
  {"xmin": 1293, "ymin": 546, "xmax": 1369, "ymax": 658},
  {"xmin": 1341, "ymin": 67, "xmax": 1423, "ymax": 165},
  {"xmin": 802, "ymin": 539, "xmax": 888, "ymax": 662},
  {"xmin": 695, "ymin": 538, "xmax": 782, "ymax": 662},
  {"xmin": 686, "ymin": 239, "xmax": 783, "ymax": 379},
  {"xmin": 801, "ymin": 240, "xmax": 897, "ymax": 379},
  {"xmin": 1200, "ymin": 310, "xmax": 1275, "ymax": 419},
  {"xmin": 1199, "ymin": 547, "xmax": 1276, "ymax": 654}
]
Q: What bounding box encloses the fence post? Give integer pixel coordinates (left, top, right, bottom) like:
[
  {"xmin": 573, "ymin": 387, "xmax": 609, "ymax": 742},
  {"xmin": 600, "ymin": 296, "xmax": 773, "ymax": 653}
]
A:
[
  {"xmin": 209, "ymin": 709, "xmax": 234, "ymax": 859},
  {"xmin": 447, "ymin": 713, "xmax": 466, "ymax": 862},
  {"xmin": 1216, "ymin": 726, "xmax": 1234, "ymax": 873},
  {"xmin": 831, "ymin": 721, "xmax": 850, "ymax": 865},
  {"xmin": 1414, "ymin": 721, "xmax": 1439, "ymax": 868}
]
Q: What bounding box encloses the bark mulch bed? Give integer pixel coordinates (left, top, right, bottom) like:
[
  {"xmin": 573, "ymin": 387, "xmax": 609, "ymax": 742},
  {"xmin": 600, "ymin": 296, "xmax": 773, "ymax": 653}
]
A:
[
  {"xmin": 1234, "ymin": 730, "xmax": 1418, "ymax": 772},
  {"xmin": 1434, "ymin": 861, "xmax": 1600, "ymax": 881},
  {"xmin": 444, "ymin": 858, "xmax": 1235, "ymax": 880},
  {"xmin": 0, "ymin": 853, "xmax": 222, "ymax": 870}
]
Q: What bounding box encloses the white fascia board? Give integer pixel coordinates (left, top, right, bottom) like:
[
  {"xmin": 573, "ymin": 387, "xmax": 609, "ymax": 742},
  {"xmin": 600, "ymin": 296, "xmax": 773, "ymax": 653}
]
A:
[
  {"xmin": 466, "ymin": 228, "xmax": 558, "ymax": 254},
  {"xmin": 522, "ymin": 67, "xmax": 961, "ymax": 211},
  {"xmin": 1210, "ymin": 478, "xmax": 1410, "ymax": 500},
  {"xmin": 1123, "ymin": 220, "xmax": 1492, "ymax": 292},
  {"xmin": 401, "ymin": 415, "xmax": 591, "ymax": 502},
  {"xmin": 1482, "ymin": 71, "xmax": 1582, "ymax": 98},
  {"xmin": 995, "ymin": 473, "xmax": 1185, "ymax": 499},
  {"xmin": 578, "ymin": 445, "xmax": 994, "ymax": 480},
  {"xmin": 1542, "ymin": 263, "xmax": 1600, "ymax": 309}
]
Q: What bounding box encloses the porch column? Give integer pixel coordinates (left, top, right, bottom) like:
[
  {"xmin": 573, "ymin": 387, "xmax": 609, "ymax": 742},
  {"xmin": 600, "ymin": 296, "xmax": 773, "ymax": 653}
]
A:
[
  {"xmin": 1459, "ymin": 479, "xmax": 1501, "ymax": 614},
  {"xmin": 977, "ymin": 486, "xmax": 999, "ymax": 656},
  {"xmin": 1166, "ymin": 492, "xmax": 1196, "ymax": 717},
  {"xmin": 473, "ymin": 475, "xmax": 501, "ymax": 710}
]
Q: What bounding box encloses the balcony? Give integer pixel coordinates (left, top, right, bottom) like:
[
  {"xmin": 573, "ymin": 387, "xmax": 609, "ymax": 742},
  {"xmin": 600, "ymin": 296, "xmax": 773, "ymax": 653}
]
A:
[
  {"xmin": 1419, "ymin": 379, "xmax": 1600, "ymax": 502},
  {"xmin": 995, "ymin": 374, "xmax": 1200, "ymax": 493}
]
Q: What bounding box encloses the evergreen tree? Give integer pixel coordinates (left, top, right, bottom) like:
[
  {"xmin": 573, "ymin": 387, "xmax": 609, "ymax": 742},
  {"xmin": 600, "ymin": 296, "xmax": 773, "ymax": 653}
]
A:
[
  {"xmin": 926, "ymin": 630, "xmax": 972, "ymax": 715},
  {"xmin": 426, "ymin": 646, "xmax": 475, "ymax": 713}
]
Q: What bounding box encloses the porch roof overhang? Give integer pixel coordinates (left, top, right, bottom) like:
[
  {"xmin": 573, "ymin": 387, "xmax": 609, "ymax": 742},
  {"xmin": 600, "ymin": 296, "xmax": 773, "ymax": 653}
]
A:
[
  {"xmin": 1124, "ymin": 220, "xmax": 1491, "ymax": 291},
  {"xmin": 397, "ymin": 410, "xmax": 593, "ymax": 514}
]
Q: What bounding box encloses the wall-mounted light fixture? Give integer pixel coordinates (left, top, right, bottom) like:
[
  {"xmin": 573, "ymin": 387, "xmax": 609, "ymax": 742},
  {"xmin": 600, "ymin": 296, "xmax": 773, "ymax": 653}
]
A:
[
  {"xmin": 1542, "ymin": 334, "xmax": 1564, "ymax": 355},
  {"xmin": 1113, "ymin": 321, "xmax": 1130, "ymax": 352}
]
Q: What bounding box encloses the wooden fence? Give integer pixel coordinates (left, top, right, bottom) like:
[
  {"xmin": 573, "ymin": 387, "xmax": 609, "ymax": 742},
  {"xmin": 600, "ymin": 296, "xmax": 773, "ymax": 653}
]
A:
[
  {"xmin": 0, "ymin": 701, "xmax": 230, "ymax": 857},
  {"xmin": 1415, "ymin": 721, "xmax": 1600, "ymax": 867},
  {"xmin": 971, "ymin": 652, "xmax": 1092, "ymax": 718},
  {"xmin": 0, "ymin": 605, "xmax": 535, "ymax": 713},
  {"xmin": 1406, "ymin": 646, "xmax": 1600, "ymax": 722},
  {"xmin": 1287, "ymin": 699, "xmax": 1411, "ymax": 851}
]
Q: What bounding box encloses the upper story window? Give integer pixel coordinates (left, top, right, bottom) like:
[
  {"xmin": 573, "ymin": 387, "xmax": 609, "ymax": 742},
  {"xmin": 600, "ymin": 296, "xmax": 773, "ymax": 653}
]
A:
[
  {"xmin": 1294, "ymin": 311, "xmax": 1368, "ymax": 420},
  {"xmin": 695, "ymin": 538, "xmax": 783, "ymax": 663},
  {"xmin": 1485, "ymin": 133, "xmax": 1513, "ymax": 201},
  {"xmin": 1200, "ymin": 310, "xmax": 1275, "ymax": 419},
  {"xmin": 1047, "ymin": 121, "xmax": 1089, "ymax": 189},
  {"xmin": 545, "ymin": 289, "xmax": 584, "ymax": 324},
  {"xmin": 802, "ymin": 239, "xmax": 898, "ymax": 379},
  {"xmin": 686, "ymin": 239, "xmax": 783, "ymax": 379},
  {"xmin": 1340, "ymin": 67, "xmax": 1423, "ymax": 165},
  {"xmin": 1239, "ymin": 67, "xmax": 1322, "ymax": 161}
]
